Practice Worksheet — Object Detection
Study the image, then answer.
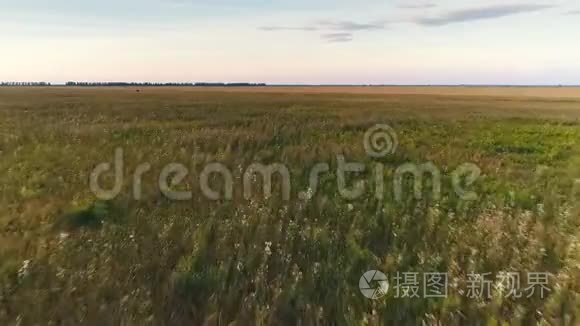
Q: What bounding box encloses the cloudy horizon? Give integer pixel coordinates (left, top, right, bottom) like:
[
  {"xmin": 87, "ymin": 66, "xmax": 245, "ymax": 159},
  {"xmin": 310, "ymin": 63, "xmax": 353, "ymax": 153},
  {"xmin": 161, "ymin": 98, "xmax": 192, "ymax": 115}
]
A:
[{"xmin": 1, "ymin": 0, "xmax": 579, "ymax": 85}]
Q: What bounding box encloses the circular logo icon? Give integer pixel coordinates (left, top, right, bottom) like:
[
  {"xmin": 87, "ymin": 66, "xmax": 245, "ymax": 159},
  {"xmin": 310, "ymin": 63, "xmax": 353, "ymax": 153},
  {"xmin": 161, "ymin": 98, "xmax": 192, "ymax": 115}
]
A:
[
  {"xmin": 364, "ymin": 124, "xmax": 398, "ymax": 158},
  {"xmin": 359, "ymin": 270, "xmax": 389, "ymax": 299}
]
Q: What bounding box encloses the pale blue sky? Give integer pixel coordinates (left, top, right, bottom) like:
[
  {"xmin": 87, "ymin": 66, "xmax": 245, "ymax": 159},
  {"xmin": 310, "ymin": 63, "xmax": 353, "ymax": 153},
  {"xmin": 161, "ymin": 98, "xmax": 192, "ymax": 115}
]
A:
[{"xmin": 1, "ymin": 0, "xmax": 579, "ymax": 84}]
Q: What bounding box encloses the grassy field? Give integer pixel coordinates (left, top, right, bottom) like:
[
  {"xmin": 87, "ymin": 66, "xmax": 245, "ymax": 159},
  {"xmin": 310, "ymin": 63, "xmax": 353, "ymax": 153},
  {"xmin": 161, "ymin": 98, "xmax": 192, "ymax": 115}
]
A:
[
  {"xmin": 145, "ymin": 86, "xmax": 580, "ymax": 99},
  {"xmin": 1, "ymin": 87, "xmax": 580, "ymax": 325}
]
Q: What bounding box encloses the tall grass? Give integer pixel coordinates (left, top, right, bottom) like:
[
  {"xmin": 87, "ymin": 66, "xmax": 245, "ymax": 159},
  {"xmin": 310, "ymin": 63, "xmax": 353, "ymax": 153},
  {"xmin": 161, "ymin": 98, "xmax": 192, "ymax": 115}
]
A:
[{"xmin": 1, "ymin": 88, "xmax": 579, "ymax": 324}]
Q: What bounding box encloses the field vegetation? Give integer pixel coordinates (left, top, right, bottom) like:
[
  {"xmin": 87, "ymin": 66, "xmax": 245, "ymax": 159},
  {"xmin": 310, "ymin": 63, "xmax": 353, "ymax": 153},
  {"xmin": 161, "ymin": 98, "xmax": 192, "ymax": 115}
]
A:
[{"xmin": 1, "ymin": 87, "xmax": 580, "ymax": 324}]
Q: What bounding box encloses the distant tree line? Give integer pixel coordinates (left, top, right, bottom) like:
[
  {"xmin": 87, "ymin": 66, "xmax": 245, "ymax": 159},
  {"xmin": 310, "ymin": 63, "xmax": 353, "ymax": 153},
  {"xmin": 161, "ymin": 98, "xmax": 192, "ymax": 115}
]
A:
[
  {"xmin": 65, "ymin": 82, "xmax": 267, "ymax": 87},
  {"xmin": 1, "ymin": 82, "xmax": 51, "ymax": 86},
  {"xmin": 1, "ymin": 81, "xmax": 267, "ymax": 87}
]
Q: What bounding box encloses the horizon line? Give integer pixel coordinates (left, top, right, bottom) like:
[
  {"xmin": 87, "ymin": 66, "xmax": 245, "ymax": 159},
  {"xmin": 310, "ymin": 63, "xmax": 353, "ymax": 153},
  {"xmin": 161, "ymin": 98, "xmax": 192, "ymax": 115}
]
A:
[{"xmin": 1, "ymin": 82, "xmax": 580, "ymax": 87}]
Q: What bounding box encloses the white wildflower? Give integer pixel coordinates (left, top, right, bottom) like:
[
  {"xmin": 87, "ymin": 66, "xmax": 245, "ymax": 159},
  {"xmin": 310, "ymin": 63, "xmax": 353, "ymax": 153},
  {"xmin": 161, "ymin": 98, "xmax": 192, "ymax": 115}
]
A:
[
  {"xmin": 313, "ymin": 262, "xmax": 321, "ymax": 275},
  {"xmin": 18, "ymin": 260, "xmax": 31, "ymax": 280},
  {"xmin": 300, "ymin": 187, "xmax": 314, "ymax": 201},
  {"xmin": 59, "ymin": 232, "xmax": 69, "ymax": 245},
  {"xmin": 264, "ymin": 241, "xmax": 272, "ymax": 256},
  {"xmin": 537, "ymin": 203, "xmax": 545, "ymax": 216}
]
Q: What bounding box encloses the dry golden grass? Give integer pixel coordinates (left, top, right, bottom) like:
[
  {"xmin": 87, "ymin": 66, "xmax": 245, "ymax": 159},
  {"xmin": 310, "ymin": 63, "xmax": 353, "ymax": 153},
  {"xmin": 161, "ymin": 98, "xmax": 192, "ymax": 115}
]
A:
[
  {"xmin": 4, "ymin": 85, "xmax": 580, "ymax": 99},
  {"xmin": 129, "ymin": 85, "xmax": 580, "ymax": 99}
]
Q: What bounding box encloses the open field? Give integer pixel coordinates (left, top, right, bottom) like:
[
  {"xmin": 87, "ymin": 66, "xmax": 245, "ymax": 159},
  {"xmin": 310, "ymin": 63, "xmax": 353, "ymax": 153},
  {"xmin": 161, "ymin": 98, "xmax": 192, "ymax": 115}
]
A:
[
  {"xmin": 1, "ymin": 87, "xmax": 580, "ymax": 324},
  {"xmin": 4, "ymin": 85, "xmax": 580, "ymax": 99},
  {"xmin": 148, "ymin": 86, "xmax": 580, "ymax": 99}
]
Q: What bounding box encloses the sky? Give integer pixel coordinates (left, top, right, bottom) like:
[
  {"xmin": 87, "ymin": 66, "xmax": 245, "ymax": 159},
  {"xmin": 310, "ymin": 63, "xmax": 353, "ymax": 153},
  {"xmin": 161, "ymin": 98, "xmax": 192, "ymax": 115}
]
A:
[{"xmin": 1, "ymin": 0, "xmax": 579, "ymax": 85}]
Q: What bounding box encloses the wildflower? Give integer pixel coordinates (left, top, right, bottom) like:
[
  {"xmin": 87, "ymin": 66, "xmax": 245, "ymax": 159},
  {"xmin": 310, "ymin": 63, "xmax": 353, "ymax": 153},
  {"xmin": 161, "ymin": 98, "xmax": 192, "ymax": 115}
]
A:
[
  {"xmin": 313, "ymin": 262, "xmax": 321, "ymax": 275},
  {"xmin": 301, "ymin": 187, "xmax": 314, "ymax": 201},
  {"xmin": 537, "ymin": 203, "xmax": 545, "ymax": 216},
  {"xmin": 347, "ymin": 203, "xmax": 354, "ymax": 211},
  {"xmin": 18, "ymin": 260, "xmax": 31, "ymax": 280},
  {"xmin": 58, "ymin": 232, "xmax": 69, "ymax": 245},
  {"xmin": 264, "ymin": 241, "xmax": 272, "ymax": 256}
]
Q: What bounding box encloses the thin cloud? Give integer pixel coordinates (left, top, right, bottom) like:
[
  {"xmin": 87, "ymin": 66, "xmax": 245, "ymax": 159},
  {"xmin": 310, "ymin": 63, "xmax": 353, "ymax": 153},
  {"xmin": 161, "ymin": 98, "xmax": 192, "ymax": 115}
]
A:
[
  {"xmin": 259, "ymin": 3, "xmax": 554, "ymax": 40},
  {"xmin": 259, "ymin": 19, "xmax": 385, "ymax": 42},
  {"xmin": 259, "ymin": 20, "xmax": 385, "ymax": 33},
  {"xmin": 258, "ymin": 26, "xmax": 318, "ymax": 31},
  {"xmin": 321, "ymin": 32, "xmax": 353, "ymax": 43},
  {"xmin": 416, "ymin": 4, "xmax": 554, "ymax": 26},
  {"xmin": 566, "ymin": 10, "xmax": 580, "ymax": 15},
  {"xmin": 316, "ymin": 20, "xmax": 385, "ymax": 31},
  {"xmin": 398, "ymin": 3, "xmax": 437, "ymax": 9}
]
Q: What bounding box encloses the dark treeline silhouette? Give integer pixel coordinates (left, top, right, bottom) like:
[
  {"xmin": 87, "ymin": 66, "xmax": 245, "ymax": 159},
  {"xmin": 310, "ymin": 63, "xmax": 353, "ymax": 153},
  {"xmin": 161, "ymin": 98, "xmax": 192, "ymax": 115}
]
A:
[
  {"xmin": 65, "ymin": 82, "xmax": 267, "ymax": 87},
  {"xmin": 1, "ymin": 82, "xmax": 51, "ymax": 86}
]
